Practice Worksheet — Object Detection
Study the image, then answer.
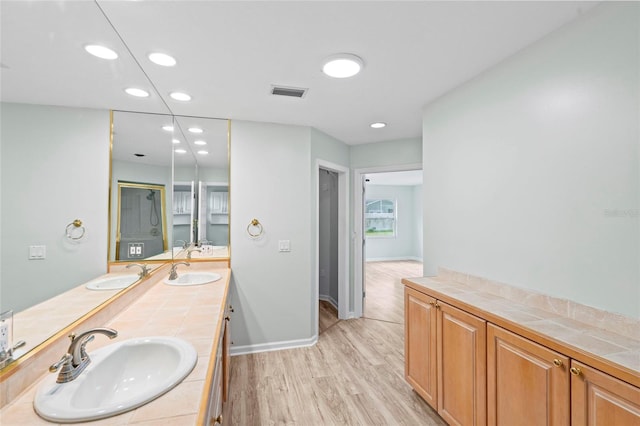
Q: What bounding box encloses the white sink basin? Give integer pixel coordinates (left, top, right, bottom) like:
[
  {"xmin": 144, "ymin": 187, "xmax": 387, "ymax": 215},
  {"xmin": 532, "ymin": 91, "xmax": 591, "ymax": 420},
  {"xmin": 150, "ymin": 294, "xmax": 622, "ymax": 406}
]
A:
[
  {"xmin": 34, "ymin": 336, "xmax": 197, "ymax": 423},
  {"xmin": 164, "ymin": 271, "xmax": 222, "ymax": 286},
  {"xmin": 86, "ymin": 274, "xmax": 139, "ymax": 291}
]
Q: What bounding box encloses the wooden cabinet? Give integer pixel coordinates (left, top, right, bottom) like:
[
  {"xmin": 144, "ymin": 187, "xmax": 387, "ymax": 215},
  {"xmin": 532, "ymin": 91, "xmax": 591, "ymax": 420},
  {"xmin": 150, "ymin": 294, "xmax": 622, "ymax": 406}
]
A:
[
  {"xmin": 571, "ymin": 360, "xmax": 640, "ymax": 426},
  {"xmin": 405, "ymin": 287, "xmax": 487, "ymax": 426},
  {"xmin": 405, "ymin": 288, "xmax": 437, "ymax": 407},
  {"xmin": 206, "ymin": 331, "xmax": 224, "ymax": 425},
  {"xmin": 204, "ymin": 304, "xmax": 232, "ymax": 425},
  {"xmin": 223, "ymin": 304, "xmax": 232, "ymax": 403},
  {"xmin": 487, "ymin": 324, "xmax": 570, "ymax": 426},
  {"xmin": 404, "ymin": 282, "xmax": 640, "ymax": 426}
]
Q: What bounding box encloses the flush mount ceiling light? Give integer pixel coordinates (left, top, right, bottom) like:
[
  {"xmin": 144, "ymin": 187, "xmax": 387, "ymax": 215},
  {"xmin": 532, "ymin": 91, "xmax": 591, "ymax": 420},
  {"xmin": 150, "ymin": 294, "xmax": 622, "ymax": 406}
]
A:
[
  {"xmin": 170, "ymin": 92, "xmax": 191, "ymax": 101},
  {"xmin": 197, "ymin": 150, "xmax": 209, "ymax": 155},
  {"xmin": 125, "ymin": 88, "xmax": 150, "ymax": 98},
  {"xmin": 174, "ymin": 148, "xmax": 187, "ymax": 154},
  {"xmin": 188, "ymin": 127, "xmax": 203, "ymax": 134},
  {"xmin": 85, "ymin": 44, "xmax": 118, "ymax": 60},
  {"xmin": 162, "ymin": 125, "xmax": 174, "ymax": 132},
  {"xmin": 370, "ymin": 122, "xmax": 387, "ymax": 129},
  {"xmin": 148, "ymin": 52, "xmax": 176, "ymax": 67},
  {"xmin": 172, "ymin": 139, "xmax": 180, "ymax": 144},
  {"xmin": 194, "ymin": 140, "xmax": 207, "ymax": 146},
  {"xmin": 322, "ymin": 53, "xmax": 364, "ymax": 78}
]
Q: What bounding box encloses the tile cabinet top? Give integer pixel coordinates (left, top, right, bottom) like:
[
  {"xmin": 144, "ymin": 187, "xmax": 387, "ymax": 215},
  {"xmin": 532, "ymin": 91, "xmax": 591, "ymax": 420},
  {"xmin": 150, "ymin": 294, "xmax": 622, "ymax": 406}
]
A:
[{"xmin": 403, "ymin": 276, "xmax": 639, "ymax": 388}]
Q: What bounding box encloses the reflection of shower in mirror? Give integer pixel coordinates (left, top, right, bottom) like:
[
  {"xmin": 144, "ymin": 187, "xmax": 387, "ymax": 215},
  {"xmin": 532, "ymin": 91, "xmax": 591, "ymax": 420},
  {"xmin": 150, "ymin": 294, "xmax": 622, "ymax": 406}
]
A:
[
  {"xmin": 116, "ymin": 183, "xmax": 168, "ymax": 261},
  {"xmin": 147, "ymin": 189, "xmax": 160, "ymax": 227}
]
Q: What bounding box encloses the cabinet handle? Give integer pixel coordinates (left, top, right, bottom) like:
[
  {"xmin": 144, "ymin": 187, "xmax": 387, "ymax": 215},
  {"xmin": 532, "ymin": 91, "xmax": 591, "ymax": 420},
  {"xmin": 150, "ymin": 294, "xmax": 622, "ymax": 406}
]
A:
[
  {"xmin": 429, "ymin": 301, "xmax": 436, "ymax": 307},
  {"xmin": 434, "ymin": 302, "xmax": 441, "ymax": 309},
  {"xmin": 570, "ymin": 367, "xmax": 582, "ymax": 376},
  {"xmin": 553, "ymin": 359, "xmax": 563, "ymax": 367},
  {"xmin": 211, "ymin": 414, "xmax": 223, "ymax": 425},
  {"xmin": 225, "ymin": 316, "xmax": 231, "ymax": 321},
  {"xmin": 229, "ymin": 305, "xmax": 234, "ymax": 312}
]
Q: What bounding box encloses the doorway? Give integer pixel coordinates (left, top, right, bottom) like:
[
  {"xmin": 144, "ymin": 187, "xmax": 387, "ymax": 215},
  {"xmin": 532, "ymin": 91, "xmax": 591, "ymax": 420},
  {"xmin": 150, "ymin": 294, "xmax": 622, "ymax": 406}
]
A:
[
  {"xmin": 319, "ymin": 169, "xmax": 339, "ymax": 330},
  {"xmin": 353, "ymin": 165, "xmax": 423, "ymax": 318},
  {"xmin": 315, "ymin": 160, "xmax": 349, "ymax": 336}
]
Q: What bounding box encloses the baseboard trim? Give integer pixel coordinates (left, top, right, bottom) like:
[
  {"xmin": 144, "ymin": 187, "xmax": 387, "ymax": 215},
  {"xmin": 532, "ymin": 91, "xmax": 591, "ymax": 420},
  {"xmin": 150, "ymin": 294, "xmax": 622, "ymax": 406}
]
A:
[
  {"xmin": 230, "ymin": 335, "xmax": 318, "ymax": 356},
  {"xmin": 319, "ymin": 294, "xmax": 338, "ymax": 310},
  {"xmin": 366, "ymin": 256, "xmax": 423, "ymax": 262}
]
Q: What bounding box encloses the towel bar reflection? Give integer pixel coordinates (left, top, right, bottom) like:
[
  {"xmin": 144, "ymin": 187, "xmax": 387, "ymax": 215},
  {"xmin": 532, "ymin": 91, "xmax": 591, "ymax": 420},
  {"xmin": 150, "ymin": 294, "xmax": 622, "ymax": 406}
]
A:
[
  {"xmin": 247, "ymin": 218, "xmax": 264, "ymax": 238},
  {"xmin": 66, "ymin": 219, "xmax": 86, "ymax": 240}
]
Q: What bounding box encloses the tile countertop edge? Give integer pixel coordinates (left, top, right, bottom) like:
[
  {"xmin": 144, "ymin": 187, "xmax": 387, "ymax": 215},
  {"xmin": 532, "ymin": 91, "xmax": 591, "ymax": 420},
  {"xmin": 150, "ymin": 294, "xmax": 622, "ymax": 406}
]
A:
[
  {"xmin": 402, "ymin": 277, "xmax": 640, "ymax": 389},
  {"xmin": 0, "ymin": 263, "xmax": 231, "ymax": 425},
  {"xmin": 196, "ymin": 268, "xmax": 231, "ymax": 425}
]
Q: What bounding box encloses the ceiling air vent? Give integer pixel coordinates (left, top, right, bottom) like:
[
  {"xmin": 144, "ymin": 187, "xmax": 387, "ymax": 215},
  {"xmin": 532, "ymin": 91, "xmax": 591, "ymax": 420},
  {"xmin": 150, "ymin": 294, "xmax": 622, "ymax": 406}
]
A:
[{"xmin": 271, "ymin": 85, "xmax": 307, "ymax": 98}]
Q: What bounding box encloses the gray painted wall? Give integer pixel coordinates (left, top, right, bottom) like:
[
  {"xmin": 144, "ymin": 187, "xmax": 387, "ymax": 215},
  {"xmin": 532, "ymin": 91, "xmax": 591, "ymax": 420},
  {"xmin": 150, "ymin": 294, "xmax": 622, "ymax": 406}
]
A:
[
  {"xmin": 351, "ymin": 137, "xmax": 421, "ymax": 169},
  {"xmin": 230, "ymin": 121, "xmax": 314, "ymax": 350},
  {"xmin": 1, "ymin": 103, "xmax": 110, "ymax": 312},
  {"xmin": 422, "ymin": 3, "xmax": 639, "ymax": 318}
]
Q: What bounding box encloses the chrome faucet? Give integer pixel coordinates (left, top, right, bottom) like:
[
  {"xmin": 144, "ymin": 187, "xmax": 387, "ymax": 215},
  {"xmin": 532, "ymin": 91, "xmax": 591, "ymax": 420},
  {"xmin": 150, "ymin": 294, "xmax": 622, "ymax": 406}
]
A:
[
  {"xmin": 126, "ymin": 263, "xmax": 150, "ymax": 278},
  {"xmin": 168, "ymin": 262, "xmax": 190, "ymax": 280},
  {"xmin": 175, "ymin": 240, "xmax": 188, "ymax": 249},
  {"xmin": 187, "ymin": 248, "xmax": 202, "ymax": 259},
  {"xmin": 49, "ymin": 328, "xmax": 117, "ymax": 383}
]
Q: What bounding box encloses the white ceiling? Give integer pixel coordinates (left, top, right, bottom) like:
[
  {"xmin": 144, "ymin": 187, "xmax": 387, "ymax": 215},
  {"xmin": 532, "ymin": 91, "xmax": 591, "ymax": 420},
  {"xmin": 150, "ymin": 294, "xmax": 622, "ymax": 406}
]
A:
[{"xmin": 1, "ymin": 1, "xmax": 599, "ymax": 145}]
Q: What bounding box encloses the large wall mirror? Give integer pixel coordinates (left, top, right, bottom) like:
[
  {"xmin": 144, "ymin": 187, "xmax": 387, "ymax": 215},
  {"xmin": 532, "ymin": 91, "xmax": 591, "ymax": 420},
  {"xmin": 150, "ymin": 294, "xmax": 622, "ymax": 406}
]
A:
[
  {"xmin": 110, "ymin": 112, "xmax": 229, "ymax": 263},
  {"xmin": 0, "ymin": 1, "xmax": 229, "ymax": 370}
]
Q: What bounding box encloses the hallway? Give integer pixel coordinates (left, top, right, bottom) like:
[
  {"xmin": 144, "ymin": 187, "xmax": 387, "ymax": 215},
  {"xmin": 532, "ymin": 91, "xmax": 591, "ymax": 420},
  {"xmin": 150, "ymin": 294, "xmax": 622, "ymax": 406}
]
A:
[{"xmin": 225, "ymin": 260, "xmax": 441, "ymax": 425}]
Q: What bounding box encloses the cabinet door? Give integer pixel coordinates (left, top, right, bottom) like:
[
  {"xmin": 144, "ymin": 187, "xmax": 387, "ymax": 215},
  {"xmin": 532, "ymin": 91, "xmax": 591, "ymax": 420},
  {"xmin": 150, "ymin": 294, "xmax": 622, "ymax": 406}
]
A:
[
  {"xmin": 207, "ymin": 335, "xmax": 224, "ymax": 425},
  {"xmin": 405, "ymin": 287, "xmax": 438, "ymax": 409},
  {"xmin": 571, "ymin": 360, "xmax": 640, "ymax": 426},
  {"xmin": 223, "ymin": 305, "xmax": 231, "ymax": 402},
  {"xmin": 487, "ymin": 324, "xmax": 569, "ymax": 426},
  {"xmin": 437, "ymin": 301, "xmax": 486, "ymax": 426}
]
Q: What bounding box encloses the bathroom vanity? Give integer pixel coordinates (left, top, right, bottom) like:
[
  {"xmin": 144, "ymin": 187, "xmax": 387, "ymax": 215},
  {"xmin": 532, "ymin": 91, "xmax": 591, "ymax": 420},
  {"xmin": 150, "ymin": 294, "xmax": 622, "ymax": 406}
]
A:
[
  {"xmin": 403, "ymin": 274, "xmax": 640, "ymax": 426},
  {"xmin": 0, "ymin": 261, "xmax": 231, "ymax": 424}
]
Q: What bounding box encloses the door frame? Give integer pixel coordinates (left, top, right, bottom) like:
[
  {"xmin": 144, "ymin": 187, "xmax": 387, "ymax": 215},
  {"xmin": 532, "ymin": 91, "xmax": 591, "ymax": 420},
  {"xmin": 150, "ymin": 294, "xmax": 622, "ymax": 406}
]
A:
[
  {"xmin": 353, "ymin": 163, "xmax": 422, "ymax": 318},
  {"xmin": 314, "ymin": 160, "xmax": 350, "ymax": 336}
]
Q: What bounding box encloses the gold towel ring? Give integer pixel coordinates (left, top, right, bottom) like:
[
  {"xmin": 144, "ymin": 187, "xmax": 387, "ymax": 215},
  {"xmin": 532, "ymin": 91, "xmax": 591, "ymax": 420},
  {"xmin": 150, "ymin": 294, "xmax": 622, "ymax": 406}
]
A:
[
  {"xmin": 247, "ymin": 218, "xmax": 264, "ymax": 238},
  {"xmin": 65, "ymin": 219, "xmax": 86, "ymax": 240}
]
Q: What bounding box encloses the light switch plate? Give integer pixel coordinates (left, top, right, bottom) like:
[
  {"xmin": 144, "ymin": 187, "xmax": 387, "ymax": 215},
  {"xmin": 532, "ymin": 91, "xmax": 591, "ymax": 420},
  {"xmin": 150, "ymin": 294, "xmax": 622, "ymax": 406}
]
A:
[
  {"xmin": 28, "ymin": 245, "xmax": 46, "ymax": 260},
  {"xmin": 278, "ymin": 240, "xmax": 291, "ymax": 252}
]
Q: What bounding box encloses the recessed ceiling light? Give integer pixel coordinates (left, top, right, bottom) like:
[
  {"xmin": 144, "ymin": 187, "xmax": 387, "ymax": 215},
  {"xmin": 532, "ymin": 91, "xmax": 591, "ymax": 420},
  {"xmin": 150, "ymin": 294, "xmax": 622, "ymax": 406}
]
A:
[
  {"xmin": 148, "ymin": 52, "xmax": 176, "ymax": 67},
  {"xmin": 172, "ymin": 139, "xmax": 180, "ymax": 144},
  {"xmin": 322, "ymin": 54, "xmax": 364, "ymax": 78},
  {"xmin": 125, "ymin": 88, "xmax": 150, "ymax": 98},
  {"xmin": 370, "ymin": 122, "xmax": 386, "ymax": 129},
  {"xmin": 174, "ymin": 149, "xmax": 187, "ymax": 154},
  {"xmin": 170, "ymin": 92, "xmax": 191, "ymax": 101},
  {"xmin": 85, "ymin": 44, "xmax": 118, "ymax": 60},
  {"xmin": 197, "ymin": 150, "xmax": 209, "ymax": 155},
  {"xmin": 188, "ymin": 127, "xmax": 203, "ymax": 134},
  {"xmin": 194, "ymin": 140, "xmax": 207, "ymax": 146},
  {"xmin": 162, "ymin": 125, "xmax": 174, "ymax": 132}
]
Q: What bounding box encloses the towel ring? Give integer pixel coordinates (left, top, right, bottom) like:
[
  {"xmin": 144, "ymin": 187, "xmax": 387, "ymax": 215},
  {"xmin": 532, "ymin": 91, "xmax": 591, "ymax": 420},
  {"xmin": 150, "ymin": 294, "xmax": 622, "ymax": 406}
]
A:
[
  {"xmin": 247, "ymin": 218, "xmax": 263, "ymax": 238},
  {"xmin": 66, "ymin": 219, "xmax": 86, "ymax": 240}
]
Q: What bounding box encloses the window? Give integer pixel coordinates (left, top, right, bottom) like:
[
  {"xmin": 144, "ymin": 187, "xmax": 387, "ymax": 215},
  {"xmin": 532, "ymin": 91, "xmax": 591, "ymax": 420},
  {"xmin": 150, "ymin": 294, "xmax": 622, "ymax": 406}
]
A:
[{"xmin": 365, "ymin": 199, "xmax": 396, "ymax": 238}]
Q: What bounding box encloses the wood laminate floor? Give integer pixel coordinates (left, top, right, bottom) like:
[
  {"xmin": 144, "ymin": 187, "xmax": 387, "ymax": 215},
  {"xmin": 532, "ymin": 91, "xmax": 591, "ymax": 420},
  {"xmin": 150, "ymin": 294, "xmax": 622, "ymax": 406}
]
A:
[
  {"xmin": 363, "ymin": 260, "xmax": 423, "ymax": 324},
  {"xmin": 225, "ymin": 260, "xmax": 442, "ymax": 425}
]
